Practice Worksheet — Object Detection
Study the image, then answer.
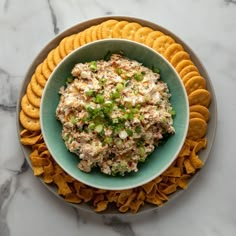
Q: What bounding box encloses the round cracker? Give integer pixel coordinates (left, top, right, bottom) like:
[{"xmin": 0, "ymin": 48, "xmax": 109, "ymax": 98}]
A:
[
  {"xmin": 79, "ymin": 30, "xmax": 87, "ymax": 46},
  {"xmin": 47, "ymin": 49, "xmax": 56, "ymax": 71},
  {"xmin": 73, "ymin": 32, "xmax": 81, "ymax": 49},
  {"xmin": 182, "ymin": 72, "xmax": 200, "ymax": 84},
  {"xmin": 59, "ymin": 37, "xmax": 67, "ymax": 58},
  {"xmin": 26, "ymin": 83, "xmax": 41, "ymax": 108},
  {"xmin": 53, "ymin": 46, "xmax": 62, "ymax": 65},
  {"xmin": 20, "ymin": 110, "xmax": 40, "ymax": 131},
  {"xmin": 30, "ymin": 74, "xmax": 44, "ymax": 97},
  {"xmin": 21, "ymin": 95, "xmax": 40, "ymax": 118},
  {"xmin": 190, "ymin": 111, "xmax": 205, "ymax": 120},
  {"xmin": 190, "ymin": 105, "xmax": 210, "ymax": 122},
  {"xmin": 134, "ymin": 27, "xmax": 153, "ymax": 44},
  {"xmin": 64, "ymin": 34, "xmax": 76, "ymax": 55},
  {"xmin": 121, "ymin": 22, "xmax": 142, "ymax": 40},
  {"xmin": 179, "ymin": 65, "xmax": 199, "ymax": 78},
  {"xmin": 170, "ymin": 51, "xmax": 190, "ymax": 67},
  {"xmin": 91, "ymin": 25, "xmax": 100, "ymax": 41},
  {"xmin": 164, "ymin": 43, "xmax": 184, "ymax": 61},
  {"xmin": 187, "ymin": 118, "xmax": 207, "ymax": 140},
  {"xmin": 112, "ymin": 21, "xmax": 129, "ymax": 38},
  {"xmin": 100, "ymin": 20, "xmax": 118, "ymax": 39},
  {"xmin": 145, "ymin": 31, "xmax": 164, "ymax": 47},
  {"xmin": 35, "ymin": 63, "xmax": 47, "ymax": 87},
  {"xmin": 175, "ymin": 60, "xmax": 194, "ymax": 73},
  {"xmin": 85, "ymin": 26, "xmax": 95, "ymax": 43},
  {"xmin": 185, "ymin": 76, "xmax": 206, "ymax": 95},
  {"xmin": 152, "ymin": 35, "xmax": 175, "ymax": 55},
  {"xmin": 188, "ymin": 89, "xmax": 211, "ymax": 107},
  {"xmin": 42, "ymin": 58, "xmax": 52, "ymax": 79}
]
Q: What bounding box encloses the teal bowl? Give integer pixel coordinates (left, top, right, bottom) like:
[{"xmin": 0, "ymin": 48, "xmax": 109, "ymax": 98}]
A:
[{"xmin": 41, "ymin": 39, "xmax": 189, "ymax": 190}]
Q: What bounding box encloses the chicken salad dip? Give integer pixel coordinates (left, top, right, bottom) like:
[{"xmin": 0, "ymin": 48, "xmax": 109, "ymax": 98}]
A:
[{"xmin": 56, "ymin": 54, "xmax": 175, "ymax": 176}]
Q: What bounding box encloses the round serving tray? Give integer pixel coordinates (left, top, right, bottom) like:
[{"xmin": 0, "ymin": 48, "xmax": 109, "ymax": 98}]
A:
[{"xmin": 16, "ymin": 16, "xmax": 217, "ymax": 216}]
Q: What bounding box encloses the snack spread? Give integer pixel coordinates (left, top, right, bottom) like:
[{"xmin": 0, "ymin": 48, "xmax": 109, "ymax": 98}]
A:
[
  {"xmin": 56, "ymin": 54, "xmax": 175, "ymax": 176},
  {"xmin": 19, "ymin": 19, "xmax": 211, "ymax": 213}
]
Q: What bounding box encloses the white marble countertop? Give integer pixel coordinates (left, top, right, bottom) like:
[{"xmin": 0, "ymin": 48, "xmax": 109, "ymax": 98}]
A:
[{"xmin": 1, "ymin": 0, "xmax": 236, "ymax": 235}]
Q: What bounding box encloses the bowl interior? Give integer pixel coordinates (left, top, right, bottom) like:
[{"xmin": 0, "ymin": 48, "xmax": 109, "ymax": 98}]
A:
[{"xmin": 41, "ymin": 39, "xmax": 189, "ymax": 190}]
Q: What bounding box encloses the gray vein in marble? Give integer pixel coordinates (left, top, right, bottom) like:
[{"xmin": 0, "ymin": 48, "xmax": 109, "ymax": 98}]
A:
[
  {"xmin": 0, "ymin": 179, "xmax": 12, "ymax": 210},
  {"xmin": 5, "ymin": 158, "xmax": 29, "ymax": 175},
  {"xmin": 224, "ymin": 0, "xmax": 236, "ymax": 4},
  {"xmin": 0, "ymin": 67, "xmax": 21, "ymax": 112},
  {"xmin": 103, "ymin": 216, "xmax": 135, "ymax": 236},
  {"xmin": 3, "ymin": 0, "xmax": 10, "ymax": 12},
  {"xmin": 47, "ymin": 0, "xmax": 59, "ymax": 34},
  {"xmin": 0, "ymin": 104, "xmax": 16, "ymax": 112},
  {"xmin": 0, "ymin": 174, "xmax": 14, "ymax": 236},
  {"xmin": 74, "ymin": 208, "xmax": 87, "ymax": 225}
]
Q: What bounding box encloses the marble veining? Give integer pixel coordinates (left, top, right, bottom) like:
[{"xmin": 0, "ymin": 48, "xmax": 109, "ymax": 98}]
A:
[
  {"xmin": 47, "ymin": 0, "xmax": 59, "ymax": 35},
  {"xmin": 0, "ymin": 0, "xmax": 236, "ymax": 235}
]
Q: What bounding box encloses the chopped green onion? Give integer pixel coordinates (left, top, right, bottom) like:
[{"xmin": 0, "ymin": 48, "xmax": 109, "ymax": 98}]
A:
[
  {"xmin": 138, "ymin": 114, "xmax": 144, "ymax": 121},
  {"xmin": 139, "ymin": 157, "xmax": 146, "ymax": 162},
  {"xmin": 110, "ymin": 91, "xmax": 121, "ymax": 100},
  {"xmin": 134, "ymin": 72, "xmax": 144, "ymax": 81},
  {"xmin": 88, "ymin": 123, "xmax": 96, "ymax": 130},
  {"xmin": 94, "ymin": 94, "xmax": 105, "ymax": 104},
  {"xmin": 86, "ymin": 106, "xmax": 94, "ymax": 114},
  {"xmin": 131, "ymin": 108, "xmax": 139, "ymax": 114},
  {"xmin": 95, "ymin": 124, "xmax": 103, "ymax": 133},
  {"xmin": 139, "ymin": 147, "xmax": 145, "ymax": 156},
  {"xmin": 115, "ymin": 68, "xmax": 123, "ymax": 75},
  {"xmin": 64, "ymin": 134, "xmax": 70, "ymax": 141},
  {"xmin": 89, "ymin": 61, "xmax": 97, "ymax": 71},
  {"xmin": 85, "ymin": 90, "xmax": 96, "ymax": 97},
  {"xmin": 123, "ymin": 113, "xmax": 129, "ymax": 120},
  {"xmin": 116, "ymin": 83, "xmax": 124, "ymax": 92},
  {"xmin": 135, "ymin": 126, "xmax": 142, "ymax": 133},
  {"xmin": 66, "ymin": 76, "xmax": 74, "ymax": 83},
  {"xmin": 170, "ymin": 108, "xmax": 176, "ymax": 117},
  {"xmin": 137, "ymin": 138, "xmax": 144, "ymax": 147},
  {"xmin": 69, "ymin": 137, "xmax": 75, "ymax": 144},
  {"xmin": 136, "ymin": 104, "xmax": 141, "ymax": 109},
  {"xmin": 124, "ymin": 80, "xmax": 131, "ymax": 87},
  {"xmin": 112, "ymin": 118, "xmax": 119, "ymax": 124},
  {"xmin": 127, "ymin": 113, "xmax": 134, "ymax": 120},
  {"xmin": 104, "ymin": 137, "xmax": 113, "ymax": 144},
  {"xmin": 70, "ymin": 116, "xmax": 77, "ymax": 125},
  {"xmin": 99, "ymin": 77, "xmax": 107, "ymax": 85},
  {"xmin": 126, "ymin": 129, "xmax": 133, "ymax": 136}
]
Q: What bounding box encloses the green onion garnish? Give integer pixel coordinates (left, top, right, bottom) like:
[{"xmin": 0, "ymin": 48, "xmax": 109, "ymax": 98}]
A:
[
  {"xmin": 85, "ymin": 90, "xmax": 96, "ymax": 97},
  {"xmin": 126, "ymin": 129, "xmax": 133, "ymax": 136},
  {"xmin": 134, "ymin": 72, "xmax": 144, "ymax": 81},
  {"xmin": 94, "ymin": 94, "xmax": 105, "ymax": 104},
  {"xmin": 115, "ymin": 68, "xmax": 123, "ymax": 75},
  {"xmin": 135, "ymin": 126, "xmax": 142, "ymax": 133},
  {"xmin": 95, "ymin": 124, "xmax": 103, "ymax": 133},
  {"xmin": 66, "ymin": 76, "xmax": 74, "ymax": 83},
  {"xmin": 89, "ymin": 61, "xmax": 97, "ymax": 72}
]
